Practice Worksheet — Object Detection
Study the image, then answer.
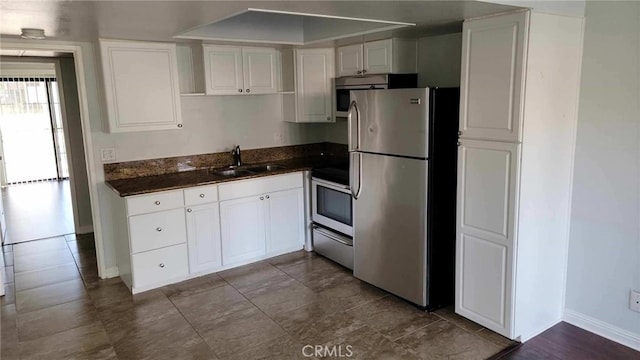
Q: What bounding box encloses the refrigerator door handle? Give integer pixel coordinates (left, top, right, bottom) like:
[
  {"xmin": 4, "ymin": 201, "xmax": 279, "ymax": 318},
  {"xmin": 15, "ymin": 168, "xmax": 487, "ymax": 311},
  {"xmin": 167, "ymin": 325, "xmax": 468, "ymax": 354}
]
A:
[
  {"xmin": 350, "ymin": 152, "xmax": 362, "ymax": 200},
  {"xmin": 347, "ymin": 100, "xmax": 360, "ymax": 151}
]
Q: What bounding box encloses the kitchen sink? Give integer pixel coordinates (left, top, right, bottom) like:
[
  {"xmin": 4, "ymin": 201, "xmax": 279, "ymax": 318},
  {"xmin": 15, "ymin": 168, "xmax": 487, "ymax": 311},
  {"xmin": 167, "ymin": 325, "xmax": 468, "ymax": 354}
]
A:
[
  {"xmin": 209, "ymin": 164, "xmax": 287, "ymax": 177},
  {"xmin": 244, "ymin": 164, "xmax": 287, "ymax": 172},
  {"xmin": 210, "ymin": 168, "xmax": 255, "ymax": 177}
]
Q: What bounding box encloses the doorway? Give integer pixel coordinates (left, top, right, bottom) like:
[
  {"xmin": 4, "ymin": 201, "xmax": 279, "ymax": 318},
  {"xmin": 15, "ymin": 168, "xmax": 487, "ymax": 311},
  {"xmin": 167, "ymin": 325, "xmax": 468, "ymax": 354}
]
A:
[
  {"xmin": 0, "ymin": 76, "xmax": 69, "ymax": 184},
  {"xmin": 0, "ymin": 57, "xmax": 90, "ymax": 245}
]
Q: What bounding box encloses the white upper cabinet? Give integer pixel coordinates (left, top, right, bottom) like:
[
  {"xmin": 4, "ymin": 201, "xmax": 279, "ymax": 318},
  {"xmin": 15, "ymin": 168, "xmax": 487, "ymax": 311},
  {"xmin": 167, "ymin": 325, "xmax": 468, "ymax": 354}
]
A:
[
  {"xmin": 363, "ymin": 39, "xmax": 393, "ymax": 74},
  {"xmin": 203, "ymin": 45, "xmax": 244, "ymax": 95},
  {"xmin": 337, "ymin": 38, "xmax": 417, "ymax": 77},
  {"xmin": 459, "ymin": 12, "xmax": 528, "ymax": 142},
  {"xmin": 242, "ymin": 47, "xmax": 278, "ymax": 94},
  {"xmin": 337, "ymin": 44, "xmax": 363, "ymax": 77},
  {"xmin": 203, "ymin": 45, "xmax": 278, "ymax": 95},
  {"xmin": 99, "ymin": 39, "xmax": 183, "ymax": 132},
  {"xmin": 293, "ymin": 48, "xmax": 335, "ymax": 123}
]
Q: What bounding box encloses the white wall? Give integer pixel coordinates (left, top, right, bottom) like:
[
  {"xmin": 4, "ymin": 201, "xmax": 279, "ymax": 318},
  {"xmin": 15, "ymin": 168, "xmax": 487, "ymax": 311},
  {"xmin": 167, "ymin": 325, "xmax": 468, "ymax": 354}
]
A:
[
  {"xmin": 565, "ymin": 0, "xmax": 640, "ymax": 346},
  {"xmin": 483, "ymin": 0, "xmax": 585, "ymax": 17},
  {"xmin": 0, "ymin": 61, "xmax": 56, "ymax": 76},
  {"xmin": 58, "ymin": 57, "xmax": 93, "ymax": 232},
  {"xmin": 94, "ymin": 95, "xmax": 325, "ymax": 162},
  {"xmin": 417, "ymin": 32, "xmax": 462, "ymax": 88}
]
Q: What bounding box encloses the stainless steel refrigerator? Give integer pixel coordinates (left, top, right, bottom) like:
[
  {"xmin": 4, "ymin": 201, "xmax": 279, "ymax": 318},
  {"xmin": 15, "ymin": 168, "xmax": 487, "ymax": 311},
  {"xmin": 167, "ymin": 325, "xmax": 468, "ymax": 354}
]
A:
[{"xmin": 348, "ymin": 87, "xmax": 459, "ymax": 309}]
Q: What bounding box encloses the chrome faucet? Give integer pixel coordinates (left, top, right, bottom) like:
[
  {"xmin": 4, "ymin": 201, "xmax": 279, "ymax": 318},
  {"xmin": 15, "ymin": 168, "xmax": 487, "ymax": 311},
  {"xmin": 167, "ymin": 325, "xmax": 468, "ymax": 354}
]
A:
[{"xmin": 231, "ymin": 145, "xmax": 242, "ymax": 167}]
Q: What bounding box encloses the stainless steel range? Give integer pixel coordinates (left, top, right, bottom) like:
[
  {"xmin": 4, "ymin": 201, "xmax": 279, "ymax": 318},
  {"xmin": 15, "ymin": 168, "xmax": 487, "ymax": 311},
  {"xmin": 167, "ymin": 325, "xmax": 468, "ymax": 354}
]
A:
[{"xmin": 311, "ymin": 165, "xmax": 353, "ymax": 270}]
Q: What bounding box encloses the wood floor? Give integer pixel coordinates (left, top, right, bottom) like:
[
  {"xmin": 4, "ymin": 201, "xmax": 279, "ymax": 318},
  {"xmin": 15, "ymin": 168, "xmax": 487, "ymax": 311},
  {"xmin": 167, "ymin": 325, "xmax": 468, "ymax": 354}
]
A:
[
  {"xmin": 493, "ymin": 322, "xmax": 640, "ymax": 360},
  {"xmin": 2, "ymin": 180, "xmax": 74, "ymax": 244}
]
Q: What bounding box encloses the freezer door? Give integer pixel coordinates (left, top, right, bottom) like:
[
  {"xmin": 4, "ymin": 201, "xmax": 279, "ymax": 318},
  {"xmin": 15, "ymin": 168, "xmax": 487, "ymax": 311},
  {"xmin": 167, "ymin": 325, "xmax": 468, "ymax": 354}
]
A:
[
  {"xmin": 350, "ymin": 88, "xmax": 429, "ymax": 158},
  {"xmin": 353, "ymin": 152, "xmax": 428, "ymax": 306}
]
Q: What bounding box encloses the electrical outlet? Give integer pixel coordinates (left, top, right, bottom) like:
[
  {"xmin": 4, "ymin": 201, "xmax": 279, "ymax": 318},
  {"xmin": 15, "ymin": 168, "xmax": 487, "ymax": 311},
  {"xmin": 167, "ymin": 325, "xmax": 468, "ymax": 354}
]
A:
[
  {"xmin": 101, "ymin": 148, "xmax": 116, "ymax": 162},
  {"xmin": 630, "ymin": 290, "xmax": 640, "ymax": 313}
]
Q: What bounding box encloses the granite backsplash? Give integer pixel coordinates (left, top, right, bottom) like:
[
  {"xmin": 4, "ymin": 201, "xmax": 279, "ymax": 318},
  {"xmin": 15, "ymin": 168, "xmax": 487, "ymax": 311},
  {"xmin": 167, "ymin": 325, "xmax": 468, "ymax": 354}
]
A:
[{"xmin": 104, "ymin": 142, "xmax": 348, "ymax": 181}]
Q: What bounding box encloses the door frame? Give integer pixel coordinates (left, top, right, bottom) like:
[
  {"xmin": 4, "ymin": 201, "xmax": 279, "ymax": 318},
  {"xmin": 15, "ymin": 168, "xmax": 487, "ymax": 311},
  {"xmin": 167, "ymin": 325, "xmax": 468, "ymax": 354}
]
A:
[
  {"xmin": 0, "ymin": 58, "xmax": 86, "ymax": 234},
  {"xmin": 0, "ymin": 40, "xmax": 107, "ymax": 278}
]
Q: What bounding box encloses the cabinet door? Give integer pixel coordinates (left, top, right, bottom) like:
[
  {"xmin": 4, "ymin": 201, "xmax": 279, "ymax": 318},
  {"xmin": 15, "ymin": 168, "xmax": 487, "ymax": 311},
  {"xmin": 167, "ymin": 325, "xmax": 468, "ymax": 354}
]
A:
[
  {"xmin": 455, "ymin": 139, "xmax": 520, "ymax": 338},
  {"xmin": 219, "ymin": 196, "xmax": 266, "ymax": 265},
  {"xmin": 99, "ymin": 40, "xmax": 183, "ymax": 132},
  {"xmin": 459, "ymin": 12, "xmax": 528, "ymax": 142},
  {"xmin": 203, "ymin": 45, "xmax": 244, "ymax": 95},
  {"xmin": 295, "ymin": 48, "xmax": 335, "ymax": 123},
  {"xmin": 363, "ymin": 39, "xmax": 392, "ymax": 74},
  {"xmin": 186, "ymin": 203, "xmax": 222, "ymax": 274},
  {"xmin": 242, "ymin": 47, "xmax": 278, "ymax": 94},
  {"xmin": 337, "ymin": 44, "xmax": 363, "ymax": 76},
  {"xmin": 265, "ymin": 188, "xmax": 304, "ymax": 255}
]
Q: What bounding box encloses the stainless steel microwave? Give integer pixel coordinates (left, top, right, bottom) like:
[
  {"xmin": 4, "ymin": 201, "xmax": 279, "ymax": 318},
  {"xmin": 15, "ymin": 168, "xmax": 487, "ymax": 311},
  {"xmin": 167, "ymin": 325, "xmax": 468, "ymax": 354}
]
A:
[{"xmin": 334, "ymin": 73, "xmax": 418, "ymax": 118}]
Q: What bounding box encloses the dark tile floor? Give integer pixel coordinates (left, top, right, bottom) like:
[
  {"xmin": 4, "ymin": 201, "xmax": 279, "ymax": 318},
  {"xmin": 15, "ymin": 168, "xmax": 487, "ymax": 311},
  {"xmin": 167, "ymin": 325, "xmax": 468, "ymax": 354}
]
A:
[{"xmin": 1, "ymin": 236, "xmax": 515, "ymax": 360}]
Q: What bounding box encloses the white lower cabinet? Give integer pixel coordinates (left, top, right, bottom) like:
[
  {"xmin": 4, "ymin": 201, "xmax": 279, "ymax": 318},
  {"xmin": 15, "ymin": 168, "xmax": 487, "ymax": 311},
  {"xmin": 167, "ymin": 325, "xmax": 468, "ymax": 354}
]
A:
[
  {"xmin": 132, "ymin": 244, "xmax": 189, "ymax": 288},
  {"xmin": 265, "ymin": 188, "xmax": 304, "ymax": 255},
  {"xmin": 129, "ymin": 208, "xmax": 187, "ymax": 254},
  {"xmin": 112, "ymin": 172, "xmax": 306, "ymax": 294},
  {"xmin": 219, "ymin": 181, "xmax": 305, "ymax": 266},
  {"xmin": 186, "ymin": 202, "xmax": 222, "ymax": 274},
  {"xmin": 220, "ymin": 196, "xmax": 266, "ymax": 265}
]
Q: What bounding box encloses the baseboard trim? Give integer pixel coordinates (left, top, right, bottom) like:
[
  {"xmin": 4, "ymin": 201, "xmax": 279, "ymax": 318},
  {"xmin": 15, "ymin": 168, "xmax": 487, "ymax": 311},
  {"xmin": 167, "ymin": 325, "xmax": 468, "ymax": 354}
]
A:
[
  {"xmin": 520, "ymin": 318, "xmax": 563, "ymax": 342},
  {"xmin": 76, "ymin": 225, "xmax": 94, "ymax": 234},
  {"xmin": 102, "ymin": 266, "xmax": 120, "ymax": 279},
  {"xmin": 564, "ymin": 309, "xmax": 640, "ymax": 351}
]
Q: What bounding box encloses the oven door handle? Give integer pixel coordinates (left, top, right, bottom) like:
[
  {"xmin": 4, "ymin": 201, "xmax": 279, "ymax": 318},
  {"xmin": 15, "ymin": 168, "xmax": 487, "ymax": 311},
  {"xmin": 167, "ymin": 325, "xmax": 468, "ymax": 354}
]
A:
[
  {"xmin": 313, "ymin": 225, "xmax": 353, "ymax": 246},
  {"xmin": 312, "ymin": 178, "xmax": 350, "ymax": 192}
]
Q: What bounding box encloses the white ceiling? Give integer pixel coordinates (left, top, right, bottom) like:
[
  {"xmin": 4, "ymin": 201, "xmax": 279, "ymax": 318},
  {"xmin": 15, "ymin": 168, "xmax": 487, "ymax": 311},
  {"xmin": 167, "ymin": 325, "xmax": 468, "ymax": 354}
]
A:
[
  {"xmin": 0, "ymin": 1, "xmax": 522, "ymax": 43},
  {"xmin": 176, "ymin": 9, "xmax": 417, "ymax": 45}
]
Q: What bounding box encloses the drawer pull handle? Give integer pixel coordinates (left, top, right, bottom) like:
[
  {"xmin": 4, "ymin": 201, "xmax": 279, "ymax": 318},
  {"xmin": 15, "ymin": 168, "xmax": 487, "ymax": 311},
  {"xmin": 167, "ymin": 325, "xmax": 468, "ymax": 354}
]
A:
[
  {"xmin": 260, "ymin": 196, "xmax": 264, "ymax": 200},
  {"xmin": 159, "ymin": 263, "xmax": 165, "ymax": 268},
  {"xmin": 187, "ymin": 208, "xmax": 192, "ymax": 213},
  {"xmin": 265, "ymin": 195, "xmax": 270, "ymax": 199},
  {"xmin": 154, "ymin": 201, "xmax": 161, "ymax": 205},
  {"xmin": 156, "ymin": 227, "xmax": 162, "ymax": 232},
  {"xmin": 199, "ymin": 193, "xmax": 205, "ymax": 198}
]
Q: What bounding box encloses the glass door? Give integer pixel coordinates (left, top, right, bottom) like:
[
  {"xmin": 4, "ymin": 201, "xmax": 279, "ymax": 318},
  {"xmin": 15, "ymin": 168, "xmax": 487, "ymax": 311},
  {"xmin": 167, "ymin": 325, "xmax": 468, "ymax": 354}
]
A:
[{"xmin": 0, "ymin": 77, "xmax": 69, "ymax": 184}]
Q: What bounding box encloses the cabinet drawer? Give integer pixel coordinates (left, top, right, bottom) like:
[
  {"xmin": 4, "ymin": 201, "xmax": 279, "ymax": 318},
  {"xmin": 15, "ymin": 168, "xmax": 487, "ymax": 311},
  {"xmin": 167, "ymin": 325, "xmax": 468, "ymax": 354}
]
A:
[
  {"xmin": 126, "ymin": 190, "xmax": 184, "ymax": 216},
  {"xmin": 218, "ymin": 172, "xmax": 303, "ymax": 201},
  {"xmin": 132, "ymin": 244, "xmax": 188, "ymax": 288},
  {"xmin": 184, "ymin": 185, "xmax": 218, "ymax": 206},
  {"xmin": 313, "ymin": 226, "xmax": 353, "ymax": 270},
  {"xmin": 129, "ymin": 208, "xmax": 187, "ymax": 253}
]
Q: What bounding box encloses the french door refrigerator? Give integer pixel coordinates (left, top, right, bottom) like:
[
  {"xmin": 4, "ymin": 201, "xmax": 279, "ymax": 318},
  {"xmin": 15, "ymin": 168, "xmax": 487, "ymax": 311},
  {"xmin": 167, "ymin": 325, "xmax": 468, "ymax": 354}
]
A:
[{"xmin": 348, "ymin": 87, "xmax": 459, "ymax": 309}]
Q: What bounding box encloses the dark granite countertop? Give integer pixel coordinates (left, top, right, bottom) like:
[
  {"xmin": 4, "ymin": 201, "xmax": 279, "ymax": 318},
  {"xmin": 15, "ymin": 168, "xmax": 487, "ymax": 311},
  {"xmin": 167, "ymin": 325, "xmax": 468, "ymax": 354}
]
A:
[{"xmin": 106, "ymin": 156, "xmax": 348, "ymax": 197}]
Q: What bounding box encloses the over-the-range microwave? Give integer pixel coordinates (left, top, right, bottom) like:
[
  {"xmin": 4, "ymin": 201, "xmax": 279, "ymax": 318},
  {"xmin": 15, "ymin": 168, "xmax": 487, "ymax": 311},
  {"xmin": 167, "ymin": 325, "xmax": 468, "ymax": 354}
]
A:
[{"xmin": 334, "ymin": 73, "xmax": 418, "ymax": 118}]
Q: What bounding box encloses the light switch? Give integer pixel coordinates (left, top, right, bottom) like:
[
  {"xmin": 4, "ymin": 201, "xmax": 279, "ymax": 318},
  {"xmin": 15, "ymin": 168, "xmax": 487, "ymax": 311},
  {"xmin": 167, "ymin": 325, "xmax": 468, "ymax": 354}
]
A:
[{"xmin": 101, "ymin": 148, "xmax": 116, "ymax": 162}]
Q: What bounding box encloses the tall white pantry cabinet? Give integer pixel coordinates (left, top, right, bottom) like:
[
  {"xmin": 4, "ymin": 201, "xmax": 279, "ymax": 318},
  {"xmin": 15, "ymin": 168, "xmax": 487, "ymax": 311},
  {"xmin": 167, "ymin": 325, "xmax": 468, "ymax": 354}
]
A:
[{"xmin": 455, "ymin": 11, "xmax": 584, "ymax": 341}]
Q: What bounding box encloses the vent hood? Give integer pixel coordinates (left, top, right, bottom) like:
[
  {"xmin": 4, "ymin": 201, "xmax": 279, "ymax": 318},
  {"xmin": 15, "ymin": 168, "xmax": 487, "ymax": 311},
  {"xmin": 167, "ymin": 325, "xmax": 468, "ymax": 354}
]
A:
[{"xmin": 174, "ymin": 8, "xmax": 415, "ymax": 45}]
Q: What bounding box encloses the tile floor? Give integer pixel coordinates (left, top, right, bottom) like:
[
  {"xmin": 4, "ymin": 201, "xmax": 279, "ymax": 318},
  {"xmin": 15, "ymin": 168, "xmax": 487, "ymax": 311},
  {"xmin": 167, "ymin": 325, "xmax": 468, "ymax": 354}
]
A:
[
  {"xmin": 1, "ymin": 236, "xmax": 515, "ymax": 360},
  {"xmin": 2, "ymin": 181, "xmax": 75, "ymax": 244}
]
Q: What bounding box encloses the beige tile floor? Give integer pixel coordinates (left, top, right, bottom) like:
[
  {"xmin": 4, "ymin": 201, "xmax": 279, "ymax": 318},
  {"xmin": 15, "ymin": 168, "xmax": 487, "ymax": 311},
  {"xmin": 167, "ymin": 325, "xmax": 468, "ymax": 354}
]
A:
[
  {"xmin": 1, "ymin": 236, "xmax": 515, "ymax": 360},
  {"xmin": 2, "ymin": 181, "xmax": 75, "ymax": 244}
]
